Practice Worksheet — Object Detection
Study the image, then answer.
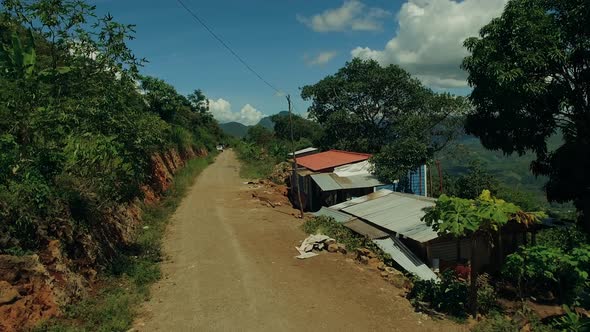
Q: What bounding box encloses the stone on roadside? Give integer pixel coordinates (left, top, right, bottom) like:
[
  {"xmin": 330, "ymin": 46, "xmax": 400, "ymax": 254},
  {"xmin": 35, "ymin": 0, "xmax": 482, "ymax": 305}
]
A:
[
  {"xmin": 385, "ymin": 266, "xmax": 399, "ymax": 274},
  {"xmin": 377, "ymin": 262, "xmax": 387, "ymax": 271},
  {"xmin": 367, "ymin": 257, "xmax": 381, "ymax": 267},
  {"xmin": 327, "ymin": 243, "xmax": 339, "ymax": 253},
  {"xmin": 0, "ymin": 281, "xmax": 20, "ymax": 305},
  {"xmin": 388, "ymin": 274, "xmax": 410, "ymax": 289},
  {"xmin": 336, "ymin": 243, "xmax": 347, "ymax": 254},
  {"xmin": 359, "ymin": 255, "xmax": 370, "ymax": 265}
]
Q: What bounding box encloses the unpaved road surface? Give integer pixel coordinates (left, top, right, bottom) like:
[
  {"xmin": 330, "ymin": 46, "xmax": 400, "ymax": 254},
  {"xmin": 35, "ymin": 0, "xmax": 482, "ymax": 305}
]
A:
[{"xmin": 135, "ymin": 151, "xmax": 463, "ymax": 331}]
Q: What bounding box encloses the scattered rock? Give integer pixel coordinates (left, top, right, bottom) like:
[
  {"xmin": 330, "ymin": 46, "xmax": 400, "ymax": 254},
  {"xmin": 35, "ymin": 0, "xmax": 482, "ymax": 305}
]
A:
[
  {"xmin": 0, "ymin": 281, "xmax": 20, "ymax": 305},
  {"xmin": 336, "ymin": 243, "xmax": 347, "ymax": 254},
  {"xmin": 327, "ymin": 243, "xmax": 340, "ymax": 253},
  {"xmin": 359, "ymin": 256, "xmax": 370, "ymax": 265},
  {"xmin": 385, "ymin": 267, "xmax": 399, "ymax": 274},
  {"xmin": 377, "ymin": 262, "xmax": 387, "ymax": 271},
  {"xmin": 387, "ymin": 274, "xmax": 409, "ymax": 289}
]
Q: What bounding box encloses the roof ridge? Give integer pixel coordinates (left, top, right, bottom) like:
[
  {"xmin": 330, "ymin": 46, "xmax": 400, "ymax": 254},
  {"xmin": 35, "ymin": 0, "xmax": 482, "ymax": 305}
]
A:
[{"xmin": 328, "ymin": 149, "xmax": 373, "ymax": 157}]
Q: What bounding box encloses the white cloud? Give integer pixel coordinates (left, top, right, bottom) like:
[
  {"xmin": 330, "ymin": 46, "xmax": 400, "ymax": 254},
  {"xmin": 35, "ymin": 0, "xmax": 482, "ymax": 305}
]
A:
[
  {"xmin": 305, "ymin": 51, "xmax": 338, "ymax": 66},
  {"xmin": 297, "ymin": 0, "xmax": 390, "ymax": 32},
  {"xmin": 238, "ymin": 104, "xmax": 264, "ymax": 126},
  {"xmin": 351, "ymin": 0, "xmax": 508, "ymax": 89},
  {"xmin": 208, "ymin": 98, "xmax": 264, "ymax": 126}
]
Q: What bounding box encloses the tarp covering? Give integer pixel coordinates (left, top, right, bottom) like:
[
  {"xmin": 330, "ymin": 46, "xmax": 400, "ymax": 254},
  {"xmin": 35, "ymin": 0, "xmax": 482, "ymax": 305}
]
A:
[{"xmin": 333, "ymin": 160, "xmax": 373, "ymax": 177}]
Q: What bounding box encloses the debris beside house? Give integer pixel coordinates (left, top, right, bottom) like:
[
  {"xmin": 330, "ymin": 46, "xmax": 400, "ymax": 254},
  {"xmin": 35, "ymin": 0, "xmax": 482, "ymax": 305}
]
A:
[
  {"xmin": 268, "ymin": 162, "xmax": 292, "ymax": 184},
  {"xmin": 295, "ymin": 234, "xmax": 348, "ymax": 259}
]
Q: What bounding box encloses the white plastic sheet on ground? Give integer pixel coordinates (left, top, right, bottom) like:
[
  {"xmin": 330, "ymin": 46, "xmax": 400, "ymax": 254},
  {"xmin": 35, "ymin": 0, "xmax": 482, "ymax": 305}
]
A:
[{"xmin": 295, "ymin": 234, "xmax": 334, "ymax": 259}]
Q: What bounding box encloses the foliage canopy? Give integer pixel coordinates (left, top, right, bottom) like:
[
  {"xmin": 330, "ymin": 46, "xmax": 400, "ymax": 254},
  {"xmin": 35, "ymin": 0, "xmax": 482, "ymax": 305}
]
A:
[{"xmin": 462, "ymin": 0, "xmax": 590, "ymax": 232}]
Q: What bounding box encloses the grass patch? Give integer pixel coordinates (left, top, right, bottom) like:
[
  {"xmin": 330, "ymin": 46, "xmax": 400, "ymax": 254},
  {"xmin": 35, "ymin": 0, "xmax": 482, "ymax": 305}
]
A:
[
  {"xmin": 302, "ymin": 216, "xmax": 392, "ymax": 263},
  {"xmin": 238, "ymin": 157, "xmax": 274, "ymax": 179},
  {"xmin": 36, "ymin": 155, "xmax": 216, "ymax": 332}
]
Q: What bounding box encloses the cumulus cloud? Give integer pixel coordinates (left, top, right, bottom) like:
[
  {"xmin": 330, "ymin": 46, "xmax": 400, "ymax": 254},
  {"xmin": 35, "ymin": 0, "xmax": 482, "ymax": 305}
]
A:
[
  {"xmin": 351, "ymin": 0, "xmax": 508, "ymax": 89},
  {"xmin": 297, "ymin": 0, "xmax": 390, "ymax": 32},
  {"xmin": 305, "ymin": 51, "xmax": 338, "ymax": 66},
  {"xmin": 209, "ymin": 98, "xmax": 264, "ymax": 126}
]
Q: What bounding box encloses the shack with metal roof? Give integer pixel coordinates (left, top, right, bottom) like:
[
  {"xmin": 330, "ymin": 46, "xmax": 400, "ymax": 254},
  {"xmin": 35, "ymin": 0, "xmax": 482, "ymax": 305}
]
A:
[
  {"xmin": 290, "ymin": 150, "xmax": 383, "ymax": 211},
  {"xmin": 316, "ymin": 189, "xmax": 545, "ymax": 278}
]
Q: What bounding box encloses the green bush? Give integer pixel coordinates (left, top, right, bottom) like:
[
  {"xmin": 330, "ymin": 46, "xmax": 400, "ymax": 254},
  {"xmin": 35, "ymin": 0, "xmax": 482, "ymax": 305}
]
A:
[
  {"xmin": 503, "ymin": 244, "xmax": 590, "ymax": 305},
  {"xmin": 537, "ymin": 226, "xmax": 588, "ymax": 252},
  {"xmin": 407, "ymin": 270, "xmax": 469, "ymax": 318},
  {"xmin": 477, "ymin": 274, "xmax": 498, "ymax": 315}
]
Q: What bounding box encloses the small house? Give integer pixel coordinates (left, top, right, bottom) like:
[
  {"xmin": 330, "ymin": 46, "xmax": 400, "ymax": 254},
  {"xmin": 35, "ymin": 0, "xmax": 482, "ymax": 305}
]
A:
[
  {"xmin": 291, "ymin": 150, "xmax": 381, "ymax": 211},
  {"xmin": 315, "ymin": 190, "xmax": 544, "ymax": 279},
  {"xmin": 291, "ymin": 149, "xmax": 429, "ymax": 212}
]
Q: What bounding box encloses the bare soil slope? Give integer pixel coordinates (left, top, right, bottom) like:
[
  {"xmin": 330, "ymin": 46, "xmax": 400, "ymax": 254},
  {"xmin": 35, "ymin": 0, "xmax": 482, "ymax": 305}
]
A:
[{"xmin": 135, "ymin": 151, "xmax": 463, "ymax": 331}]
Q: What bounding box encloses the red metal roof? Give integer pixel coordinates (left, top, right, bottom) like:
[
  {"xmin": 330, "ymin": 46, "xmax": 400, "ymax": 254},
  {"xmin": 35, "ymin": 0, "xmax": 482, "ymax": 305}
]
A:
[{"xmin": 296, "ymin": 150, "xmax": 372, "ymax": 172}]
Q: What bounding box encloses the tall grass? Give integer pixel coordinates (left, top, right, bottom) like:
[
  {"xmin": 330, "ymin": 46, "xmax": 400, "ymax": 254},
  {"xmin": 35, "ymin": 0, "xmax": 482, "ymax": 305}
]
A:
[{"xmin": 36, "ymin": 155, "xmax": 215, "ymax": 332}]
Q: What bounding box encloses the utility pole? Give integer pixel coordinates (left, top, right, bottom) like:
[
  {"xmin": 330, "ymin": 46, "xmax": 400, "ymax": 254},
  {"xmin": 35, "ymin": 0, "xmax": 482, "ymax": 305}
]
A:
[
  {"xmin": 287, "ymin": 95, "xmax": 304, "ymax": 219},
  {"xmin": 436, "ymin": 160, "xmax": 443, "ymax": 194}
]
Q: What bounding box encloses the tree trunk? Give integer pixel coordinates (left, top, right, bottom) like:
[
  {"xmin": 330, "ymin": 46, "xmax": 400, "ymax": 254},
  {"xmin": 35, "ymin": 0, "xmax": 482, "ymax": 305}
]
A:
[
  {"xmin": 469, "ymin": 234, "xmax": 478, "ymax": 318},
  {"xmin": 578, "ymin": 195, "xmax": 590, "ymax": 235}
]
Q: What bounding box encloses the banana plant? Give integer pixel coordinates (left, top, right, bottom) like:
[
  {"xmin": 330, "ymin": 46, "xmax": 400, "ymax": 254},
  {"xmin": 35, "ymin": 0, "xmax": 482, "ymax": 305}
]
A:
[
  {"xmin": 0, "ymin": 29, "xmax": 71, "ymax": 79},
  {"xmin": 0, "ymin": 30, "xmax": 36, "ymax": 79}
]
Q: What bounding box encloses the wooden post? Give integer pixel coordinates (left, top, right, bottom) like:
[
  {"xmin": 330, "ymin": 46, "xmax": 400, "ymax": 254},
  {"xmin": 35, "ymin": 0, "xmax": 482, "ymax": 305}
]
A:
[
  {"xmin": 436, "ymin": 160, "xmax": 443, "ymax": 194},
  {"xmin": 287, "ymin": 95, "xmax": 304, "ymax": 219},
  {"xmin": 469, "ymin": 234, "xmax": 478, "ymax": 318}
]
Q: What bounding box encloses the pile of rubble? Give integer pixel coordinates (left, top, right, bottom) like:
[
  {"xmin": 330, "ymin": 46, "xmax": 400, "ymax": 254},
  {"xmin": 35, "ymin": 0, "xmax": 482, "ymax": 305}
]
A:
[
  {"xmin": 268, "ymin": 162, "xmax": 292, "ymax": 185},
  {"xmin": 356, "ymin": 248, "xmax": 411, "ymax": 289}
]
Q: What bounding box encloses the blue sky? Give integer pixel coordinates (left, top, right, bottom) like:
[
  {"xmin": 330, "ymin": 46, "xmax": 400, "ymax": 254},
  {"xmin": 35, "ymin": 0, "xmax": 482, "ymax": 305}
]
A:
[{"xmin": 92, "ymin": 0, "xmax": 508, "ymax": 125}]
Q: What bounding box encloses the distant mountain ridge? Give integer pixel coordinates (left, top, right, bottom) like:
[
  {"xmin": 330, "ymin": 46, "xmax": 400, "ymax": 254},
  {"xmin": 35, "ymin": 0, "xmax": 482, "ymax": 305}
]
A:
[{"xmin": 220, "ymin": 111, "xmax": 290, "ymax": 138}]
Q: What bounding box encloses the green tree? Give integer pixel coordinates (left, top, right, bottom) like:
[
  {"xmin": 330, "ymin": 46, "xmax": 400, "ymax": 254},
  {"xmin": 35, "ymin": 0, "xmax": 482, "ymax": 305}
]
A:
[
  {"xmin": 301, "ymin": 58, "xmax": 467, "ymax": 183},
  {"xmin": 271, "ymin": 113, "xmax": 322, "ymax": 145},
  {"xmin": 462, "ymin": 0, "xmax": 590, "ymax": 233},
  {"xmin": 245, "ymin": 125, "xmax": 274, "ymax": 147},
  {"xmin": 0, "ymin": 0, "xmax": 222, "ymax": 253},
  {"xmin": 451, "ymin": 160, "xmax": 500, "ymax": 199}
]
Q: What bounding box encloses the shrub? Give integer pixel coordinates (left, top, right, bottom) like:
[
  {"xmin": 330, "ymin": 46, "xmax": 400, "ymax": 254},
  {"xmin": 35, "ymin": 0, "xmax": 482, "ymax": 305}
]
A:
[
  {"xmin": 537, "ymin": 226, "xmax": 588, "ymax": 252},
  {"xmin": 503, "ymin": 244, "xmax": 590, "ymax": 305},
  {"xmin": 407, "ymin": 270, "xmax": 469, "ymax": 318},
  {"xmin": 477, "ymin": 273, "xmax": 498, "ymax": 315}
]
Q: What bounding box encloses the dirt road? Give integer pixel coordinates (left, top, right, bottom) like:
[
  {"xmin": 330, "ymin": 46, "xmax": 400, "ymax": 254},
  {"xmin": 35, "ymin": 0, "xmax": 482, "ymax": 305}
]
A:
[{"xmin": 135, "ymin": 151, "xmax": 463, "ymax": 331}]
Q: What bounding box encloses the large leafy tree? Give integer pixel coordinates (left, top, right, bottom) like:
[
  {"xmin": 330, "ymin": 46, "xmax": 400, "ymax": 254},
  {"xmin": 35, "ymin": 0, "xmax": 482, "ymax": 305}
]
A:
[
  {"xmin": 462, "ymin": 0, "xmax": 590, "ymax": 232},
  {"xmin": 301, "ymin": 58, "xmax": 466, "ymax": 183},
  {"xmin": 271, "ymin": 113, "xmax": 322, "ymax": 145}
]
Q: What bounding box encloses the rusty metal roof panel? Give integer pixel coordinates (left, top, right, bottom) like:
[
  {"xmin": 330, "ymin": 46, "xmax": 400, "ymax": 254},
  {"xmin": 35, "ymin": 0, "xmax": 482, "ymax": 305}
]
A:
[{"xmin": 296, "ymin": 150, "xmax": 372, "ymax": 172}]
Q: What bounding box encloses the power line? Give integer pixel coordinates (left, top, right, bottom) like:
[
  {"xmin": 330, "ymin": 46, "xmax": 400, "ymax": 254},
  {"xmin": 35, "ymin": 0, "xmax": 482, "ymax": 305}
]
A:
[{"xmin": 175, "ymin": 0, "xmax": 282, "ymax": 94}]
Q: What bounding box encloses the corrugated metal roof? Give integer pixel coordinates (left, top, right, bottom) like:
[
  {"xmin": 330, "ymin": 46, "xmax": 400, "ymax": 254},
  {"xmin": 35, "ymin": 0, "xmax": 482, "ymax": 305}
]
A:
[
  {"xmin": 330, "ymin": 189, "xmax": 393, "ymax": 210},
  {"xmin": 343, "ymin": 219, "xmax": 389, "ymax": 239},
  {"xmin": 296, "ymin": 150, "xmax": 372, "ymax": 172},
  {"xmin": 333, "ymin": 191, "xmax": 438, "ymax": 243},
  {"xmin": 289, "ymin": 147, "xmax": 318, "ymax": 156},
  {"xmin": 373, "ymin": 237, "xmax": 438, "ymax": 281},
  {"xmin": 310, "ymin": 173, "xmax": 384, "ymax": 192},
  {"xmin": 313, "ymin": 207, "xmax": 355, "ymax": 224}
]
